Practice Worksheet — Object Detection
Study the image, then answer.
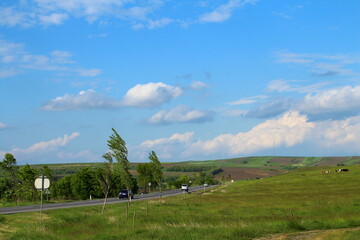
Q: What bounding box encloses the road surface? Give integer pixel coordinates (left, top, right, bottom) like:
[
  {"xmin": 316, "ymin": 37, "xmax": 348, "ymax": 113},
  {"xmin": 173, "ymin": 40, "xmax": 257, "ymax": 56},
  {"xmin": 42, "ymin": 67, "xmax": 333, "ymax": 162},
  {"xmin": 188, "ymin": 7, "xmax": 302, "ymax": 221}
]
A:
[{"xmin": 0, "ymin": 185, "xmax": 214, "ymax": 215}]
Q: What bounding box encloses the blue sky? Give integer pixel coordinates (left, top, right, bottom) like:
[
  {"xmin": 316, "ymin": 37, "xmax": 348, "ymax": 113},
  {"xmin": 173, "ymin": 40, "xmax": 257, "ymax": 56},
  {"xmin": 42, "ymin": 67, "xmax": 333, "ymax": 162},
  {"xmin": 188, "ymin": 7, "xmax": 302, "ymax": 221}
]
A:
[{"xmin": 1, "ymin": 0, "xmax": 360, "ymax": 164}]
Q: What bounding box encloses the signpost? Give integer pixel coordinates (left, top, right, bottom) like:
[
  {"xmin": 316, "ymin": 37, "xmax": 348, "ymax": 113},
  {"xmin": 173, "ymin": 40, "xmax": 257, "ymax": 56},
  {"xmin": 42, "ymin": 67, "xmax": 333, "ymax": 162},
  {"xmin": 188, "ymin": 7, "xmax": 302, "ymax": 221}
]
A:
[{"xmin": 34, "ymin": 175, "xmax": 50, "ymax": 222}]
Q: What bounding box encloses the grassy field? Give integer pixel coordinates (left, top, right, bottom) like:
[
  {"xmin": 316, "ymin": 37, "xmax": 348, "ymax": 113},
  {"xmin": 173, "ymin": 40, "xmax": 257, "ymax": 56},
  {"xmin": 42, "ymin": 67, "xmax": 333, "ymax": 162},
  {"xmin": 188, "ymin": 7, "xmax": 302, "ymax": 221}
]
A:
[{"xmin": 1, "ymin": 164, "xmax": 360, "ymax": 239}]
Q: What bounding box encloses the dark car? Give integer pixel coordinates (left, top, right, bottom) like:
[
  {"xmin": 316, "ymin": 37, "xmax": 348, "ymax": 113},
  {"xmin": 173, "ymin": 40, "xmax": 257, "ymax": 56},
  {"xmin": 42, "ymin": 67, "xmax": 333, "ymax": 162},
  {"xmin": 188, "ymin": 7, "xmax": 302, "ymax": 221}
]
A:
[{"xmin": 119, "ymin": 189, "xmax": 133, "ymax": 199}]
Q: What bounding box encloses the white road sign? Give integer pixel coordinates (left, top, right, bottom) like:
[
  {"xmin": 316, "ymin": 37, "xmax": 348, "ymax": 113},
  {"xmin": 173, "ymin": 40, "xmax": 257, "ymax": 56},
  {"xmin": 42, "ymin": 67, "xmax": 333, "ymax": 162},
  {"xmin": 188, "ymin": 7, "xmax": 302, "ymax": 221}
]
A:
[{"xmin": 34, "ymin": 176, "xmax": 50, "ymax": 190}]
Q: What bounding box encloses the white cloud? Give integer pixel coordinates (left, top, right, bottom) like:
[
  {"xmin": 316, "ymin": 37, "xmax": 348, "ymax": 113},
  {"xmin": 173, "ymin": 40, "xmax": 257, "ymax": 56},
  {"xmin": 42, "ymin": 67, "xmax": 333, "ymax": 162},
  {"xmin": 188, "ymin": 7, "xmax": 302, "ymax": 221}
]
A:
[
  {"xmin": 2, "ymin": 132, "xmax": 80, "ymax": 156},
  {"xmin": 267, "ymin": 79, "xmax": 328, "ymax": 93},
  {"xmin": 187, "ymin": 111, "xmax": 314, "ymax": 156},
  {"xmin": 1, "ymin": 0, "xmax": 257, "ymax": 28},
  {"xmin": 189, "ymin": 81, "xmax": 209, "ymax": 90},
  {"xmin": 199, "ymin": 0, "xmax": 256, "ymax": 23},
  {"xmin": 0, "ymin": 38, "xmax": 101, "ymax": 78},
  {"xmin": 122, "ymin": 82, "xmax": 183, "ymax": 107},
  {"xmin": 41, "ymin": 89, "xmax": 120, "ymax": 111},
  {"xmin": 131, "ymin": 132, "xmax": 194, "ymax": 160},
  {"xmin": 274, "ymin": 51, "xmax": 360, "ymax": 76},
  {"xmin": 39, "ymin": 13, "xmax": 69, "ymax": 25},
  {"xmin": 299, "ymin": 85, "xmax": 360, "ymax": 117},
  {"xmin": 243, "ymin": 83, "xmax": 360, "ymax": 120},
  {"xmin": 228, "ymin": 95, "xmax": 267, "ymax": 105},
  {"xmin": 222, "ymin": 109, "xmax": 248, "ymax": 117},
  {"xmin": 316, "ymin": 116, "xmax": 360, "ymax": 149},
  {"xmin": 0, "ymin": 7, "xmax": 31, "ymax": 27},
  {"xmin": 148, "ymin": 105, "xmax": 214, "ymax": 124},
  {"xmin": 76, "ymin": 68, "xmax": 102, "ymax": 77},
  {"xmin": 147, "ymin": 18, "xmax": 173, "ymax": 29},
  {"xmin": 131, "ymin": 111, "xmax": 360, "ymax": 161},
  {"xmin": 0, "ymin": 69, "xmax": 18, "ymax": 78}
]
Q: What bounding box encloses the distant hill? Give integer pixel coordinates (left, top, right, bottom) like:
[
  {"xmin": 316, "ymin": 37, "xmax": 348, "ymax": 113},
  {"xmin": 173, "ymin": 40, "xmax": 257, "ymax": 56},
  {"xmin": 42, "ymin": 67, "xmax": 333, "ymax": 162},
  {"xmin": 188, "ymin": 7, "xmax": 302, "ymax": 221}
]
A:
[
  {"xmin": 163, "ymin": 156, "xmax": 360, "ymax": 180},
  {"xmin": 30, "ymin": 156, "xmax": 360, "ymax": 180}
]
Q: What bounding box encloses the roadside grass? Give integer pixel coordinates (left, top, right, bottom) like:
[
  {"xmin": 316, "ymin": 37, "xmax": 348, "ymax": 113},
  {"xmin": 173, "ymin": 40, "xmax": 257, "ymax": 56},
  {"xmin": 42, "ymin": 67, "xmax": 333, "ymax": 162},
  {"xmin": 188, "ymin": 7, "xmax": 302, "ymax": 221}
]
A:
[{"xmin": 2, "ymin": 165, "xmax": 360, "ymax": 239}]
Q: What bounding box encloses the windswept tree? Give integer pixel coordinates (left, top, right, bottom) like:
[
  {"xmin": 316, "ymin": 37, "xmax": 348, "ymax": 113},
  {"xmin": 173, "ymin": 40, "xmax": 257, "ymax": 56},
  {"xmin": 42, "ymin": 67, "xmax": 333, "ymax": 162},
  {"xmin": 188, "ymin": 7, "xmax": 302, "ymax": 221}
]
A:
[
  {"xmin": 98, "ymin": 152, "xmax": 115, "ymax": 213},
  {"xmin": 107, "ymin": 128, "xmax": 134, "ymax": 204},
  {"xmin": 149, "ymin": 151, "xmax": 163, "ymax": 199}
]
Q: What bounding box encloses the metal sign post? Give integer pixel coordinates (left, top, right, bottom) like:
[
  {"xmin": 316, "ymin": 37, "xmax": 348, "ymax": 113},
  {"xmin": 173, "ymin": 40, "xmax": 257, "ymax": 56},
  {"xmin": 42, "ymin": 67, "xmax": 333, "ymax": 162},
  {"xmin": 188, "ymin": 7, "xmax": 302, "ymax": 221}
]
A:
[{"xmin": 34, "ymin": 175, "xmax": 50, "ymax": 222}]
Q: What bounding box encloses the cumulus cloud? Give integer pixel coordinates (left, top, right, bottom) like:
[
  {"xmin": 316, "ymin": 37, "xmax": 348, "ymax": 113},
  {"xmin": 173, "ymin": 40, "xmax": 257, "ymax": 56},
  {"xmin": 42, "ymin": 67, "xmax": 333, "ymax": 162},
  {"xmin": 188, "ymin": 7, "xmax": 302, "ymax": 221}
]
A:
[
  {"xmin": 316, "ymin": 116, "xmax": 360, "ymax": 149},
  {"xmin": 131, "ymin": 111, "xmax": 360, "ymax": 161},
  {"xmin": 199, "ymin": 0, "xmax": 256, "ymax": 23},
  {"xmin": 299, "ymin": 85, "xmax": 360, "ymax": 118},
  {"xmin": 41, "ymin": 89, "xmax": 120, "ymax": 111},
  {"xmin": 240, "ymin": 84, "xmax": 360, "ymax": 120},
  {"xmin": 122, "ymin": 82, "xmax": 183, "ymax": 107},
  {"xmin": 187, "ymin": 111, "xmax": 314, "ymax": 156},
  {"xmin": 148, "ymin": 105, "xmax": 214, "ymax": 124}
]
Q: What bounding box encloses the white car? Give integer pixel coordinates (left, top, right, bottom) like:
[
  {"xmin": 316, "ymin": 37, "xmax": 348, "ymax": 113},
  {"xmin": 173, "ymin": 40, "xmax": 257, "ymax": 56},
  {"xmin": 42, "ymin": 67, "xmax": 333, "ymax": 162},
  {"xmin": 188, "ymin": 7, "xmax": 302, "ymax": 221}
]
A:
[{"xmin": 181, "ymin": 184, "xmax": 189, "ymax": 192}]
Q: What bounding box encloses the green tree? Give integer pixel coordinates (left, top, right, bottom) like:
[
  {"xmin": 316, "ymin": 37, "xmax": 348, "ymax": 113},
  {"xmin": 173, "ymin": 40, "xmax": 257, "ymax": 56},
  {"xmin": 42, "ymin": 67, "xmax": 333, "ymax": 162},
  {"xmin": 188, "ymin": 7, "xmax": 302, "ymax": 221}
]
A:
[
  {"xmin": 107, "ymin": 128, "xmax": 134, "ymax": 204},
  {"xmin": 149, "ymin": 151, "xmax": 163, "ymax": 198},
  {"xmin": 136, "ymin": 163, "xmax": 153, "ymax": 192},
  {"xmin": 52, "ymin": 175, "xmax": 74, "ymax": 200},
  {"xmin": 71, "ymin": 168, "xmax": 102, "ymax": 200},
  {"xmin": 0, "ymin": 153, "xmax": 19, "ymax": 202},
  {"xmin": 175, "ymin": 174, "xmax": 190, "ymax": 188},
  {"xmin": 40, "ymin": 166, "xmax": 53, "ymax": 181},
  {"xmin": 17, "ymin": 164, "xmax": 38, "ymax": 201}
]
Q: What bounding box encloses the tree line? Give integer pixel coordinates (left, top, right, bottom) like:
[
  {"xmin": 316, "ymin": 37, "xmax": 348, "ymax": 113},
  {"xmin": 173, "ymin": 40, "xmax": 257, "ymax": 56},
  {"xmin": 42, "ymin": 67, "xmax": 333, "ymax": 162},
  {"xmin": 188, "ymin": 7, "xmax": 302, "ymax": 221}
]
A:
[{"xmin": 0, "ymin": 128, "xmax": 218, "ymax": 205}]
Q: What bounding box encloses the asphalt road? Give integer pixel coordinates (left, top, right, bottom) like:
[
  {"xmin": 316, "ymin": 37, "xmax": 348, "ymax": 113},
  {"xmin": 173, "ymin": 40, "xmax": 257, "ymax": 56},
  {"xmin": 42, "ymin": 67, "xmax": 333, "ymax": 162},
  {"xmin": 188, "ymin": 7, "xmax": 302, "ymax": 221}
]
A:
[{"xmin": 0, "ymin": 185, "xmax": 214, "ymax": 215}]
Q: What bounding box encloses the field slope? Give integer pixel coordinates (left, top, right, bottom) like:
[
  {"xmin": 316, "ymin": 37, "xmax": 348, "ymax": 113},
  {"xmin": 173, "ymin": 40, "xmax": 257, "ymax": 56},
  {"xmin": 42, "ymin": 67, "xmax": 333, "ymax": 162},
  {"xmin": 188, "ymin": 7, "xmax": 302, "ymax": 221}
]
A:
[{"xmin": 1, "ymin": 164, "xmax": 360, "ymax": 239}]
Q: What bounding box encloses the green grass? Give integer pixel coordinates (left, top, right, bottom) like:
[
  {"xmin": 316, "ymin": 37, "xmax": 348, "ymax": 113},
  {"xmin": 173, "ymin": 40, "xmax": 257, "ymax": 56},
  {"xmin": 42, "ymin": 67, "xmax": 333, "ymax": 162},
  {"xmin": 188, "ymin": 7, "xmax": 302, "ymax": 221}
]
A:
[{"xmin": 2, "ymin": 165, "xmax": 360, "ymax": 239}]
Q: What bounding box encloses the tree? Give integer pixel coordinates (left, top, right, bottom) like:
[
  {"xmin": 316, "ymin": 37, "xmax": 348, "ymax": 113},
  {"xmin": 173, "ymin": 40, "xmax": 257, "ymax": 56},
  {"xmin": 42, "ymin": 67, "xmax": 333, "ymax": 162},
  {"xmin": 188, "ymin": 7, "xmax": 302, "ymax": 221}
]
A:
[
  {"xmin": 136, "ymin": 163, "xmax": 153, "ymax": 192},
  {"xmin": 40, "ymin": 166, "xmax": 53, "ymax": 181},
  {"xmin": 0, "ymin": 153, "xmax": 19, "ymax": 202},
  {"xmin": 17, "ymin": 164, "xmax": 38, "ymax": 201},
  {"xmin": 52, "ymin": 175, "xmax": 74, "ymax": 200},
  {"xmin": 98, "ymin": 152, "xmax": 115, "ymax": 213},
  {"xmin": 107, "ymin": 128, "xmax": 134, "ymax": 204},
  {"xmin": 175, "ymin": 174, "xmax": 190, "ymax": 188},
  {"xmin": 71, "ymin": 168, "xmax": 102, "ymax": 200},
  {"xmin": 149, "ymin": 151, "xmax": 163, "ymax": 199}
]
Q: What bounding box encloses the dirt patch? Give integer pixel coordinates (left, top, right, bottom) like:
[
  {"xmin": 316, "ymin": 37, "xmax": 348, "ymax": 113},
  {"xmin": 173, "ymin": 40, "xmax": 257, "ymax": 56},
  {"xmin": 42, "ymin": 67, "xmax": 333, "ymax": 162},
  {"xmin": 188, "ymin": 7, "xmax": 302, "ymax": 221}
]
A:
[{"xmin": 216, "ymin": 167, "xmax": 282, "ymax": 180}]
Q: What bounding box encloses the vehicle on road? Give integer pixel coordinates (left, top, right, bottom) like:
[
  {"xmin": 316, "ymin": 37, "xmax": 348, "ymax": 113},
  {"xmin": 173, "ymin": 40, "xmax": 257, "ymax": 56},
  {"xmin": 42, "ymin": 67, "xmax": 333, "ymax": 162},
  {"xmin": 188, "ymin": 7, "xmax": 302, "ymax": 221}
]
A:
[
  {"xmin": 181, "ymin": 184, "xmax": 189, "ymax": 193},
  {"xmin": 119, "ymin": 189, "xmax": 133, "ymax": 199}
]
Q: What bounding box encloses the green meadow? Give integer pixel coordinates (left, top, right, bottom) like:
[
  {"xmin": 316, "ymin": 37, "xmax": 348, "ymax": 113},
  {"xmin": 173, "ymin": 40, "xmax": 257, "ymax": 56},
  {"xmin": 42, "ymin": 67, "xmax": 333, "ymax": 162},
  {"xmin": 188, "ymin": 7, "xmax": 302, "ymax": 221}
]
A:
[{"xmin": 1, "ymin": 165, "xmax": 360, "ymax": 239}]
